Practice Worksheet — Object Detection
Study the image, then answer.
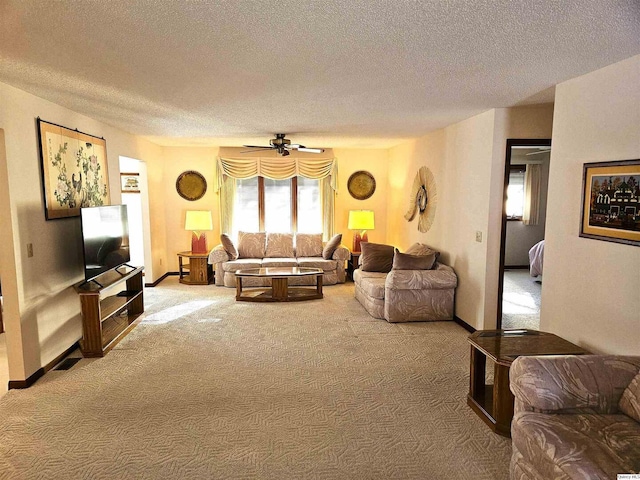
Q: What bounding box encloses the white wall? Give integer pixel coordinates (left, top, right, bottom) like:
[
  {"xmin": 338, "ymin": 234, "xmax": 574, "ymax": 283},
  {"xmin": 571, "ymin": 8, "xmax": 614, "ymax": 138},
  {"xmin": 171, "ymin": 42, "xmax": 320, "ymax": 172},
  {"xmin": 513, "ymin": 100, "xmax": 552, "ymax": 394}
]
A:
[
  {"xmin": 541, "ymin": 55, "xmax": 640, "ymax": 354},
  {"xmin": 0, "ymin": 81, "xmax": 164, "ymax": 382}
]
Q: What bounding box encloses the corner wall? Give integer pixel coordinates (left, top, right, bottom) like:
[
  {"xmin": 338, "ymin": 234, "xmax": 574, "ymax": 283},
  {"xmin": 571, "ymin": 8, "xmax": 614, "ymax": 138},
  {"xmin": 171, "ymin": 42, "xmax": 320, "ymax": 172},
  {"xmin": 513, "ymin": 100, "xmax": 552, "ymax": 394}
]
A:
[
  {"xmin": 541, "ymin": 55, "xmax": 640, "ymax": 354},
  {"xmin": 333, "ymin": 149, "xmax": 389, "ymax": 248},
  {"xmin": 387, "ymin": 105, "xmax": 553, "ymax": 330},
  {"xmin": 158, "ymin": 147, "xmax": 220, "ymax": 271},
  {"xmin": 0, "ymin": 81, "xmax": 164, "ymax": 382}
]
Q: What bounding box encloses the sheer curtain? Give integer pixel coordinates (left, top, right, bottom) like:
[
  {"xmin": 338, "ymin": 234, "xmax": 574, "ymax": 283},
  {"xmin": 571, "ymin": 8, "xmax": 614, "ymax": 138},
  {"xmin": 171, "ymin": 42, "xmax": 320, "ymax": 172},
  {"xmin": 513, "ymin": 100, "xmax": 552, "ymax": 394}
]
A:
[
  {"xmin": 321, "ymin": 176, "xmax": 335, "ymax": 241},
  {"xmin": 218, "ymin": 174, "xmax": 236, "ymax": 235},
  {"xmin": 523, "ymin": 164, "xmax": 541, "ymax": 226}
]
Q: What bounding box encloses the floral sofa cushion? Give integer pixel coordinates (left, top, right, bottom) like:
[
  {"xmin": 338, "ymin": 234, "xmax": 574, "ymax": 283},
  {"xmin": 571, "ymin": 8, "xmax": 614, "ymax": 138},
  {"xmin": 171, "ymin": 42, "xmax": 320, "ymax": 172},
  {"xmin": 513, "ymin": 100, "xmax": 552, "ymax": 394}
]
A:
[
  {"xmin": 295, "ymin": 233, "xmax": 323, "ymax": 257},
  {"xmin": 237, "ymin": 232, "xmax": 266, "ymax": 258},
  {"xmin": 265, "ymin": 233, "xmax": 294, "ymax": 258}
]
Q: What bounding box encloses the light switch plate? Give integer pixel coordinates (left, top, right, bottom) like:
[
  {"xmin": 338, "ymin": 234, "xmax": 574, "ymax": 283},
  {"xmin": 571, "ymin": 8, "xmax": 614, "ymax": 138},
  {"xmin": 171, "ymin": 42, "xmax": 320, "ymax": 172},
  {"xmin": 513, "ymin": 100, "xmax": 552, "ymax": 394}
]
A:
[{"xmin": 475, "ymin": 231, "xmax": 482, "ymax": 243}]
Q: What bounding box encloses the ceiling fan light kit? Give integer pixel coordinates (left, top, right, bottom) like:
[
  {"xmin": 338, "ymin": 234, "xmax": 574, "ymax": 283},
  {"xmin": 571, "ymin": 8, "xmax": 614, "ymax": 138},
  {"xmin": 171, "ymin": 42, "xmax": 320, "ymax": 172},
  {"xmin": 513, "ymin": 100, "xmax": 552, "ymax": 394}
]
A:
[{"xmin": 242, "ymin": 133, "xmax": 324, "ymax": 156}]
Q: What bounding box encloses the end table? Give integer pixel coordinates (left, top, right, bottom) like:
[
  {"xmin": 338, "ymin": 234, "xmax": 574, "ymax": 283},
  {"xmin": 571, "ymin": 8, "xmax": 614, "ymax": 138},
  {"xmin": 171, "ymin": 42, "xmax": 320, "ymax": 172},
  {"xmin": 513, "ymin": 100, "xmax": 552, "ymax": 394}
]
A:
[
  {"xmin": 467, "ymin": 329, "xmax": 588, "ymax": 437},
  {"xmin": 178, "ymin": 251, "xmax": 213, "ymax": 285},
  {"xmin": 347, "ymin": 252, "xmax": 361, "ymax": 281}
]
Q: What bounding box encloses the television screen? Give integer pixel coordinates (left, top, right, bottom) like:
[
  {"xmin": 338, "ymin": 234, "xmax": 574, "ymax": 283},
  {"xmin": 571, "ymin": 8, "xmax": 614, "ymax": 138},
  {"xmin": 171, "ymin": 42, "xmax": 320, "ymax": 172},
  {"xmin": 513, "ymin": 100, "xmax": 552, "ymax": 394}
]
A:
[{"xmin": 80, "ymin": 205, "xmax": 131, "ymax": 281}]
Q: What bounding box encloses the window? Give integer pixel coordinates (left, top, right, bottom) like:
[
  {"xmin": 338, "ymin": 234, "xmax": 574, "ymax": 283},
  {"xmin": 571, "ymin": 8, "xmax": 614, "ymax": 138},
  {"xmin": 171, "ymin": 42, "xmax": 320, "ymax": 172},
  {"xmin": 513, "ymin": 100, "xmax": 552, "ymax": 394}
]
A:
[
  {"xmin": 264, "ymin": 178, "xmax": 291, "ymax": 232},
  {"xmin": 297, "ymin": 177, "xmax": 322, "ymax": 233},
  {"xmin": 233, "ymin": 177, "xmax": 259, "ymax": 236},
  {"xmin": 232, "ymin": 176, "xmax": 322, "ymax": 236},
  {"xmin": 507, "ymin": 166, "xmax": 525, "ymax": 220}
]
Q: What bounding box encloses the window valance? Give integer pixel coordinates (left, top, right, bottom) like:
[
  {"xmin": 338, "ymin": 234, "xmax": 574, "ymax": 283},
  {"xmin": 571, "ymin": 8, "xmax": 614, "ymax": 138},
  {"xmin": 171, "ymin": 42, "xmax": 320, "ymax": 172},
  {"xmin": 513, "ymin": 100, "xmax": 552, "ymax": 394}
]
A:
[{"xmin": 216, "ymin": 157, "xmax": 338, "ymax": 192}]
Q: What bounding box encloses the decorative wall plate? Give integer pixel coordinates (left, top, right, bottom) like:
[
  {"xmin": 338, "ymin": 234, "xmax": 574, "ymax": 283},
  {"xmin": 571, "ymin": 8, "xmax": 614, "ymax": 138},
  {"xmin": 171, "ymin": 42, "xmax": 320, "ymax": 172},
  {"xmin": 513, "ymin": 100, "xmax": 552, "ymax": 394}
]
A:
[
  {"xmin": 176, "ymin": 170, "xmax": 207, "ymax": 201},
  {"xmin": 347, "ymin": 170, "xmax": 376, "ymax": 200}
]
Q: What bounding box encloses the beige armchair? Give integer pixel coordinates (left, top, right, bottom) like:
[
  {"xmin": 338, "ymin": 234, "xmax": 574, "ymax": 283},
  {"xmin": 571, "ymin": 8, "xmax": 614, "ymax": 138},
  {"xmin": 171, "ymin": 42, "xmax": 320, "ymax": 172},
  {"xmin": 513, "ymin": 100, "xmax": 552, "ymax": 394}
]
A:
[{"xmin": 510, "ymin": 355, "xmax": 640, "ymax": 480}]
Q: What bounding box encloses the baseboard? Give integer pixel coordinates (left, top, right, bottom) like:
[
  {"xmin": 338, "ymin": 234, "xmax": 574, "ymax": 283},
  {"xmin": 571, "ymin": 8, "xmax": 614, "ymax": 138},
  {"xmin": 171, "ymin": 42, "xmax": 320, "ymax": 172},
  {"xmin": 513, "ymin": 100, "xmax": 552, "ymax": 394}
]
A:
[
  {"xmin": 145, "ymin": 271, "xmax": 179, "ymax": 287},
  {"xmin": 504, "ymin": 265, "xmax": 529, "ymax": 270},
  {"xmin": 8, "ymin": 341, "xmax": 80, "ymax": 390},
  {"xmin": 454, "ymin": 316, "xmax": 476, "ymax": 333}
]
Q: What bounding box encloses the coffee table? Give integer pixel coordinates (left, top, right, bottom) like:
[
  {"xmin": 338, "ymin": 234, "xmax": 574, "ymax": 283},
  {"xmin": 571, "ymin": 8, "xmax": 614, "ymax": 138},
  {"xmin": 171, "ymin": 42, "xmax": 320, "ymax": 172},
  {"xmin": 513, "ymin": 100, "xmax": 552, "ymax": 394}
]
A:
[
  {"xmin": 467, "ymin": 329, "xmax": 589, "ymax": 437},
  {"xmin": 235, "ymin": 267, "xmax": 323, "ymax": 302}
]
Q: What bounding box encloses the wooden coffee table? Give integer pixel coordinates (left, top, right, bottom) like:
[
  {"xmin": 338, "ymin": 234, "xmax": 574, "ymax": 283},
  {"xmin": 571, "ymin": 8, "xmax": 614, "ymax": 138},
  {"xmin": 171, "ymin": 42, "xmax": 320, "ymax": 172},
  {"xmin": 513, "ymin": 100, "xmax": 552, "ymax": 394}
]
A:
[
  {"xmin": 235, "ymin": 267, "xmax": 323, "ymax": 302},
  {"xmin": 467, "ymin": 329, "xmax": 589, "ymax": 437}
]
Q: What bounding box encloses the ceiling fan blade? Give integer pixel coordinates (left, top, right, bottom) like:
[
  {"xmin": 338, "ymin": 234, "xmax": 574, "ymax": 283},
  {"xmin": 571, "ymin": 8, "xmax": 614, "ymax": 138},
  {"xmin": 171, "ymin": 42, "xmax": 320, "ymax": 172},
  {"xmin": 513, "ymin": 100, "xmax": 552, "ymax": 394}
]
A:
[
  {"xmin": 240, "ymin": 147, "xmax": 274, "ymax": 153},
  {"xmin": 243, "ymin": 145, "xmax": 273, "ymax": 149},
  {"xmin": 288, "ymin": 144, "xmax": 304, "ymax": 149},
  {"xmin": 296, "ymin": 147, "xmax": 324, "ymax": 153},
  {"xmin": 525, "ymin": 149, "xmax": 551, "ymax": 156}
]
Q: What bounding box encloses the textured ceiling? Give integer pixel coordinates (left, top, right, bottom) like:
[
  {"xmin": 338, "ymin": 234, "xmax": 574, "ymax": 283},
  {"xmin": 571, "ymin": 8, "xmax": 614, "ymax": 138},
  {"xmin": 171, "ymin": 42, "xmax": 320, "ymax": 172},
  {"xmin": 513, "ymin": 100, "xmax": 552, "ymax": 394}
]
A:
[{"xmin": 1, "ymin": 1, "xmax": 639, "ymax": 149}]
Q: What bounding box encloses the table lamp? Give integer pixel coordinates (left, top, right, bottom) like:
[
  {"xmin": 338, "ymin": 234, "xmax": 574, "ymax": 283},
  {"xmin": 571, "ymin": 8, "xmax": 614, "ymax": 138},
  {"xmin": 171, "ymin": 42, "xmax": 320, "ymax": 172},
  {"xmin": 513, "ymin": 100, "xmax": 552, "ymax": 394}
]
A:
[
  {"xmin": 348, "ymin": 210, "xmax": 375, "ymax": 253},
  {"xmin": 185, "ymin": 210, "xmax": 213, "ymax": 254}
]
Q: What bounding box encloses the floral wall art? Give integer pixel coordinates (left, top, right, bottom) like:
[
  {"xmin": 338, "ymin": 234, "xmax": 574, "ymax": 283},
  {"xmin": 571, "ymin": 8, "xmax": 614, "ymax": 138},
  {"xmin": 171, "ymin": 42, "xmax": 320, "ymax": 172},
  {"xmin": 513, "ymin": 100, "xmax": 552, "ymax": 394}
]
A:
[{"xmin": 38, "ymin": 119, "xmax": 110, "ymax": 219}]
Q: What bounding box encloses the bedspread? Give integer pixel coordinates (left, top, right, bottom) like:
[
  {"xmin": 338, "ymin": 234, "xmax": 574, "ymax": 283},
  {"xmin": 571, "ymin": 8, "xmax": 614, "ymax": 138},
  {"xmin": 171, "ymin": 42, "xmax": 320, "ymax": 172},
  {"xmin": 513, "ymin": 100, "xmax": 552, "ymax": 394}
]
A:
[{"xmin": 529, "ymin": 240, "xmax": 544, "ymax": 277}]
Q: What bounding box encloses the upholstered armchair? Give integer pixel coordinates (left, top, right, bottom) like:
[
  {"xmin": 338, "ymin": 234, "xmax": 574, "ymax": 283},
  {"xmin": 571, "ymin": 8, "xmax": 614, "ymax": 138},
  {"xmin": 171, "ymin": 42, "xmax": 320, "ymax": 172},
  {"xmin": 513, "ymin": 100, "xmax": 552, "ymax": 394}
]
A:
[{"xmin": 509, "ymin": 355, "xmax": 640, "ymax": 480}]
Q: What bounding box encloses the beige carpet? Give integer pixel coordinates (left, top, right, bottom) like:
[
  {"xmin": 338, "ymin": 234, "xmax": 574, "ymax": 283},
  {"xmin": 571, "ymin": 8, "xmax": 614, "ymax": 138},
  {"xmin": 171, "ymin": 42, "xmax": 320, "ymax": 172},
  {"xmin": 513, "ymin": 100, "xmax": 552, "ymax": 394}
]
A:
[
  {"xmin": 502, "ymin": 270, "xmax": 541, "ymax": 331},
  {"xmin": 0, "ymin": 278, "xmax": 511, "ymax": 479}
]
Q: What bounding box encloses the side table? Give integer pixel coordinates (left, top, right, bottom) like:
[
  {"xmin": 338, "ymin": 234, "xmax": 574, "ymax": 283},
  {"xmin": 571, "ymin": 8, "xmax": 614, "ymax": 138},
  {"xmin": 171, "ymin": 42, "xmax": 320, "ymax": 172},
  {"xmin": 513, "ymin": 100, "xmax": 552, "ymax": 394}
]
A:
[
  {"xmin": 467, "ymin": 329, "xmax": 588, "ymax": 437},
  {"xmin": 178, "ymin": 251, "xmax": 213, "ymax": 285},
  {"xmin": 347, "ymin": 252, "xmax": 361, "ymax": 281}
]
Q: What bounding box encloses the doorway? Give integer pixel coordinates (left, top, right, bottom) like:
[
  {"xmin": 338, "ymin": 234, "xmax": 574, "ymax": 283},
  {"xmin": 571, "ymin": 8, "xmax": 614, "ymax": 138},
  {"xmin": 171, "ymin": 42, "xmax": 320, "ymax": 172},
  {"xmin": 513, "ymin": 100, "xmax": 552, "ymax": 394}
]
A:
[
  {"xmin": 497, "ymin": 139, "xmax": 551, "ymax": 330},
  {"xmin": 119, "ymin": 157, "xmax": 153, "ymax": 280}
]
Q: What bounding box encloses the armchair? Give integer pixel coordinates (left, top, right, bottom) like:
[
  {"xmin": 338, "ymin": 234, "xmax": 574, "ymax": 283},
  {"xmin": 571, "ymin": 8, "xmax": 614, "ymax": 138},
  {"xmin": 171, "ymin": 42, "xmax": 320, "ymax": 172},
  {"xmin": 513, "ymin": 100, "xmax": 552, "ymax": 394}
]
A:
[{"xmin": 510, "ymin": 355, "xmax": 640, "ymax": 480}]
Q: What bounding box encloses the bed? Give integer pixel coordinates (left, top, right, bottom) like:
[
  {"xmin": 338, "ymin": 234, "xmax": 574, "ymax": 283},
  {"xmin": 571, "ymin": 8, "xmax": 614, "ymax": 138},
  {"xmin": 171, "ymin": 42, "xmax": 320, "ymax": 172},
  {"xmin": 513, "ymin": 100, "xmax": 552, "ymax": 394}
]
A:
[{"xmin": 529, "ymin": 240, "xmax": 544, "ymax": 277}]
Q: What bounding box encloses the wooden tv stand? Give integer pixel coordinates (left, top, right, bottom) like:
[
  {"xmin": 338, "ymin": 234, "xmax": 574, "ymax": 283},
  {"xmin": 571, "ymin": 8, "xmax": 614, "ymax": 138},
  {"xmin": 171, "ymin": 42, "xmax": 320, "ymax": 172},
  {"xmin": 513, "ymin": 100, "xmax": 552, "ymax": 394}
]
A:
[{"xmin": 74, "ymin": 266, "xmax": 144, "ymax": 358}]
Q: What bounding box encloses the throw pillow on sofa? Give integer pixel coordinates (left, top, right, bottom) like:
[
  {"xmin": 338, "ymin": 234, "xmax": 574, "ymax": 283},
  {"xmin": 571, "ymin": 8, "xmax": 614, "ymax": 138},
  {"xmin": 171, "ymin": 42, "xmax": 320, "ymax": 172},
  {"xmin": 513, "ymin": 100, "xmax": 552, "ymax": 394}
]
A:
[
  {"xmin": 296, "ymin": 233, "xmax": 323, "ymax": 257},
  {"xmin": 237, "ymin": 231, "xmax": 266, "ymax": 258},
  {"xmin": 405, "ymin": 242, "xmax": 440, "ymax": 260},
  {"xmin": 265, "ymin": 233, "xmax": 295, "ymax": 258},
  {"xmin": 322, "ymin": 233, "xmax": 342, "ymax": 259},
  {"xmin": 360, "ymin": 242, "xmax": 394, "ymax": 273},
  {"xmin": 392, "ymin": 248, "xmax": 438, "ymax": 270},
  {"xmin": 220, "ymin": 233, "xmax": 238, "ymax": 260}
]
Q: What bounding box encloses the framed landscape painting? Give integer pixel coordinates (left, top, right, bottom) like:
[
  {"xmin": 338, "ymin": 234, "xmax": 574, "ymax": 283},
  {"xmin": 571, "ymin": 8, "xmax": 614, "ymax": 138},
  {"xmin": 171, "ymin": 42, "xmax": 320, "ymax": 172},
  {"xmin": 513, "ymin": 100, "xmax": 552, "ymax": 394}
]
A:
[
  {"xmin": 580, "ymin": 159, "xmax": 640, "ymax": 246},
  {"xmin": 38, "ymin": 119, "xmax": 110, "ymax": 220}
]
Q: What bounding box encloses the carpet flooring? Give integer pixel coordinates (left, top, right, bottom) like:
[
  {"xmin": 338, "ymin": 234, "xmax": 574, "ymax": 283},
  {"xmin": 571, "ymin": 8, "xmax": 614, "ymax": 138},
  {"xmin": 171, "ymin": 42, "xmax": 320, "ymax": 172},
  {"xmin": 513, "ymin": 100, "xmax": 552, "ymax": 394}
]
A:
[
  {"xmin": 501, "ymin": 270, "xmax": 541, "ymax": 330},
  {"xmin": 0, "ymin": 278, "xmax": 511, "ymax": 479}
]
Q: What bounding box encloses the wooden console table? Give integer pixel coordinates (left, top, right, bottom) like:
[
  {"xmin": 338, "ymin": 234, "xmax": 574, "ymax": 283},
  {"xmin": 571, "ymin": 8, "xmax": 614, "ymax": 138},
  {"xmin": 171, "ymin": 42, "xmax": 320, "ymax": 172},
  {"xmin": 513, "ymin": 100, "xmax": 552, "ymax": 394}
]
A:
[
  {"xmin": 74, "ymin": 266, "xmax": 144, "ymax": 358},
  {"xmin": 178, "ymin": 251, "xmax": 213, "ymax": 285},
  {"xmin": 467, "ymin": 329, "xmax": 588, "ymax": 437}
]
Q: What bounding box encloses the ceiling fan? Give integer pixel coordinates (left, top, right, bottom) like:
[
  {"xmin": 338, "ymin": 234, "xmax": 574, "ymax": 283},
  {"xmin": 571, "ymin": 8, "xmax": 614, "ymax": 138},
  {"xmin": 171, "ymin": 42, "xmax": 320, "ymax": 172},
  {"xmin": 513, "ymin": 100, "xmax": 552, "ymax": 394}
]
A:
[{"xmin": 242, "ymin": 133, "xmax": 324, "ymax": 156}]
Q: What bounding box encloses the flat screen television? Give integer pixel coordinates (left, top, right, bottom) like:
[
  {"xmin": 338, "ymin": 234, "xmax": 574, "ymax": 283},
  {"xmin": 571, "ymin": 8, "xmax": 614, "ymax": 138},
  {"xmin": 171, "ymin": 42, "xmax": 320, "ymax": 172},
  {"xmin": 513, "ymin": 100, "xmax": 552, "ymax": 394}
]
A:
[{"xmin": 80, "ymin": 205, "xmax": 131, "ymax": 282}]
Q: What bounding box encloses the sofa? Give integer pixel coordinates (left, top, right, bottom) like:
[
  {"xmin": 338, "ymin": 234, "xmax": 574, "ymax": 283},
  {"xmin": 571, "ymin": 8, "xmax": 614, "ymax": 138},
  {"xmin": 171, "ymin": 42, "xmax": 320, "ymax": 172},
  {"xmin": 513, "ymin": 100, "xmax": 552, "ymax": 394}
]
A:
[
  {"xmin": 510, "ymin": 355, "xmax": 640, "ymax": 480},
  {"xmin": 353, "ymin": 242, "xmax": 457, "ymax": 322},
  {"xmin": 208, "ymin": 232, "xmax": 350, "ymax": 287}
]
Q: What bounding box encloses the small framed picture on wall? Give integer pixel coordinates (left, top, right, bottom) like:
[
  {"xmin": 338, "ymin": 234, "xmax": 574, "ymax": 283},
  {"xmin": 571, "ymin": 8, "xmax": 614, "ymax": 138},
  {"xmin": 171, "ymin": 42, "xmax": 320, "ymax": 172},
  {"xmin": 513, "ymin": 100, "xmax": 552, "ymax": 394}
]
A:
[
  {"xmin": 120, "ymin": 172, "xmax": 140, "ymax": 193},
  {"xmin": 580, "ymin": 159, "xmax": 640, "ymax": 246}
]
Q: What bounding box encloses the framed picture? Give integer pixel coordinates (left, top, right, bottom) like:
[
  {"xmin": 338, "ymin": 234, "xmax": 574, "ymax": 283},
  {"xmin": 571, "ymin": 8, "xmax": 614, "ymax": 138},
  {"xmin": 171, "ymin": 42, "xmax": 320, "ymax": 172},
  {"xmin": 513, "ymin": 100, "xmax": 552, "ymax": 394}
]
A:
[
  {"xmin": 120, "ymin": 172, "xmax": 140, "ymax": 193},
  {"xmin": 580, "ymin": 159, "xmax": 640, "ymax": 246},
  {"xmin": 37, "ymin": 118, "xmax": 110, "ymax": 220}
]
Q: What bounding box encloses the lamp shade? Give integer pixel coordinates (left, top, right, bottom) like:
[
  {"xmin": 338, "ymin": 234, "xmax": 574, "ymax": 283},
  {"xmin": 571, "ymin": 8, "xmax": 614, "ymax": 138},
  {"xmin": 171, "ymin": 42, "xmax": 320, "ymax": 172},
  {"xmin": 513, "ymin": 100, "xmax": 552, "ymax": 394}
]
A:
[
  {"xmin": 185, "ymin": 210, "xmax": 213, "ymax": 231},
  {"xmin": 348, "ymin": 210, "xmax": 375, "ymax": 230}
]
